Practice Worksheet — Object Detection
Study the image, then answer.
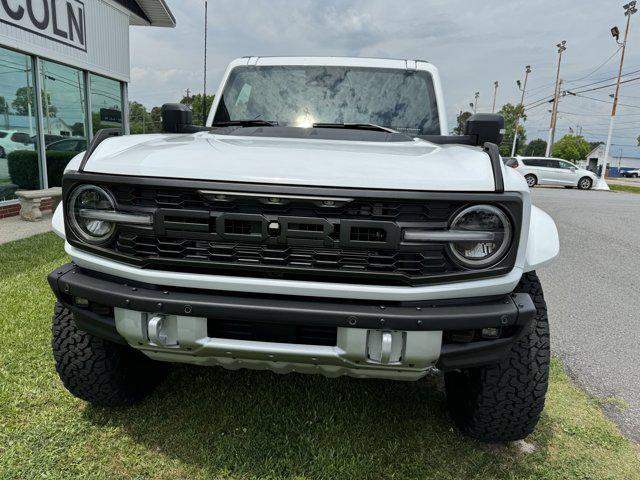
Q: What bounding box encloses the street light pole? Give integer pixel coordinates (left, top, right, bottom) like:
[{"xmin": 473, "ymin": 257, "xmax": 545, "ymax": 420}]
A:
[
  {"xmin": 511, "ymin": 65, "xmax": 531, "ymax": 157},
  {"xmin": 546, "ymin": 40, "xmax": 567, "ymax": 157},
  {"xmin": 492, "ymin": 81, "xmax": 499, "ymax": 113},
  {"xmin": 601, "ymin": 1, "xmax": 637, "ymax": 186}
]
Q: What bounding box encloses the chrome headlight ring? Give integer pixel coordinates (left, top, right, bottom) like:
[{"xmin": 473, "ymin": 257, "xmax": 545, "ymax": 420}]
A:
[
  {"xmin": 67, "ymin": 184, "xmax": 117, "ymax": 245},
  {"xmin": 447, "ymin": 204, "xmax": 512, "ymax": 269}
]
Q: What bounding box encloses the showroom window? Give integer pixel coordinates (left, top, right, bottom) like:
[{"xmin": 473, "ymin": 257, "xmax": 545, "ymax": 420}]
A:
[
  {"xmin": 90, "ymin": 74, "xmax": 124, "ymax": 134},
  {"xmin": 0, "ymin": 50, "xmax": 127, "ymax": 206},
  {"xmin": 0, "ymin": 47, "xmax": 40, "ymax": 202},
  {"xmin": 39, "ymin": 60, "xmax": 89, "ymax": 188}
]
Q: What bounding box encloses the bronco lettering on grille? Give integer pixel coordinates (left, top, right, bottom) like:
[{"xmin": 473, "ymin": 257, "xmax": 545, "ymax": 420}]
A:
[{"xmin": 157, "ymin": 209, "xmax": 401, "ymax": 250}]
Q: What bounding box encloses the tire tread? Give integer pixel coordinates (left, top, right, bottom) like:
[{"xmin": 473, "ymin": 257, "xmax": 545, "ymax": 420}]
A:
[
  {"xmin": 445, "ymin": 271, "xmax": 550, "ymax": 442},
  {"xmin": 52, "ymin": 302, "xmax": 166, "ymax": 406}
]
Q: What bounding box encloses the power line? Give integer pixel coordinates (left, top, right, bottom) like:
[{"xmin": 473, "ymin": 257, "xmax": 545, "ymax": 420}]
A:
[
  {"xmin": 557, "ymin": 110, "xmax": 640, "ymax": 117},
  {"xmin": 564, "ymin": 46, "xmax": 623, "ymax": 83},
  {"xmin": 569, "ymin": 74, "xmax": 640, "ymax": 94},
  {"xmin": 572, "ymin": 92, "xmax": 640, "ymax": 108}
]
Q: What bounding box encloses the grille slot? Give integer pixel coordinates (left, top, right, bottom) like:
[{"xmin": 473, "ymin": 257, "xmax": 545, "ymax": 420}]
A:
[
  {"xmin": 225, "ymin": 219, "xmax": 257, "ymax": 235},
  {"xmin": 350, "ymin": 227, "xmax": 387, "ymax": 242},
  {"xmin": 116, "ymin": 234, "xmax": 449, "ymax": 276}
]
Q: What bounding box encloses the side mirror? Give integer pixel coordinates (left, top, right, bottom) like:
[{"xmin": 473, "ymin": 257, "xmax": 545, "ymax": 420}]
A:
[
  {"xmin": 161, "ymin": 103, "xmax": 193, "ymax": 133},
  {"xmin": 465, "ymin": 113, "xmax": 505, "ymax": 146}
]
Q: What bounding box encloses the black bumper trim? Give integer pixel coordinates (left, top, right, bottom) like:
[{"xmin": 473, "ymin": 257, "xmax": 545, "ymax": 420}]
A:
[
  {"xmin": 49, "ymin": 263, "xmax": 535, "ymax": 330},
  {"xmin": 48, "ymin": 263, "xmax": 536, "ymax": 369}
]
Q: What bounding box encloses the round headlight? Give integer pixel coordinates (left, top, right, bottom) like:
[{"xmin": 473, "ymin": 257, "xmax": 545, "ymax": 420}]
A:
[
  {"xmin": 448, "ymin": 205, "xmax": 512, "ymax": 269},
  {"xmin": 68, "ymin": 185, "xmax": 116, "ymax": 245}
]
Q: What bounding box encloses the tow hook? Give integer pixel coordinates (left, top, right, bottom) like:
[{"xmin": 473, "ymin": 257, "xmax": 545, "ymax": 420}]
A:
[
  {"xmin": 367, "ymin": 330, "xmax": 405, "ymax": 365},
  {"xmin": 147, "ymin": 314, "xmax": 178, "ymax": 347}
]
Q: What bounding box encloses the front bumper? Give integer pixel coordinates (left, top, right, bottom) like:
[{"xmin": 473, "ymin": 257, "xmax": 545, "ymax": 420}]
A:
[{"xmin": 49, "ymin": 263, "xmax": 536, "ymax": 379}]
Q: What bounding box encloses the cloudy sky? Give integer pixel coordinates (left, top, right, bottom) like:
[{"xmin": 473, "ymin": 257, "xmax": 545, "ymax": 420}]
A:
[{"xmin": 129, "ymin": 0, "xmax": 640, "ymax": 148}]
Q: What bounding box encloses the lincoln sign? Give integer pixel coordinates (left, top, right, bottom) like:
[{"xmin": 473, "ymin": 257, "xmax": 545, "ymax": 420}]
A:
[{"xmin": 0, "ymin": 0, "xmax": 86, "ymax": 51}]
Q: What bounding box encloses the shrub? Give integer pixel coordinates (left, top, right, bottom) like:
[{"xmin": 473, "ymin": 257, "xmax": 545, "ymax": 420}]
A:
[
  {"xmin": 7, "ymin": 150, "xmax": 39, "ymax": 189},
  {"xmin": 8, "ymin": 150, "xmax": 78, "ymax": 190}
]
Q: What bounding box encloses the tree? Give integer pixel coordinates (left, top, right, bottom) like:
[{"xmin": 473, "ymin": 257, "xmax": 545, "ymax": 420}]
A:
[
  {"xmin": 128, "ymin": 101, "xmax": 161, "ymax": 134},
  {"xmin": 71, "ymin": 122, "xmax": 85, "ymax": 136},
  {"xmin": 0, "ymin": 96, "xmax": 8, "ymax": 114},
  {"xmin": 453, "ymin": 111, "xmax": 472, "ymax": 135},
  {"xmin": 12, "ymin": 87, "xmax": 56, "ymax": 117},
  {"xmin": 551, "ymin": 134, "xmax": 592, "ymax": 162},
  {"xmin": 180, "ymin": 93, "xmax": 215, "ymax": 126},
  {"xmin": 150, "ymin": 106, "xmax": 162, "ymax": 127},
  {"xmin": 524, "ymin": 139, "xmax": 547, "ymax": 157},
  {"xmin": 589, "ymin": 141, "xmax": 604, "ymax": 151},
  {"xmin": 497, "ymin": 103, "xmax": 526, "ymax": 157}
]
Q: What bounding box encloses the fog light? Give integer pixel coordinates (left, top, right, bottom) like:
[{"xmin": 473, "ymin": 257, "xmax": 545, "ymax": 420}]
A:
[{"xmin": 481, "ymin": 327, "xmax": 501, "ymax": 339}]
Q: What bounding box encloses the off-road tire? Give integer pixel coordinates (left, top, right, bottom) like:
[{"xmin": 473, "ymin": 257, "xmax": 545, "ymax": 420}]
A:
[
  {"xmin": 444, "ymin": 272, "xmax": 550, "ymax": 442},
  {"xmin": 52, "ymin": 302, "xmax": 168, "ymax": 406},
  {"xmin": 524, "ymin": 174, "xmax": 537, "ymax": 188},
  {"xmin": 578, "ymin": 177, "xmax": 593, "ymax": 190}
]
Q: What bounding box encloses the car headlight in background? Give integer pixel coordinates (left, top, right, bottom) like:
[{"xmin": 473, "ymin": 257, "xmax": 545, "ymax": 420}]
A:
[
  {"xmin": 67, "ymin": 185, "xmax": 152, "ymax": 245},
  {"xmin": 447, "ymin": 205, "xmax": 512, "ymax": 269}
]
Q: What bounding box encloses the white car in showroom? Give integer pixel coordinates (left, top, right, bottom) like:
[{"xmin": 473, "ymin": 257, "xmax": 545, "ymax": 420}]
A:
[
  {"xmin": 0, "ymin": 129, "xmax": 35, "ymax": 158},
  {"xmin": 505, "ymin": 156, "xmax": 597, "ymax": 190}
]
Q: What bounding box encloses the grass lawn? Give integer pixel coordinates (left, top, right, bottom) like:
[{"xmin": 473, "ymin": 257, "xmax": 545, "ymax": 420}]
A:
[
  {"xmin": 1, "ymin": 233, "xmax": 639, "ymax": 480},
  {"xmin": 610, "ymin": 183, "xmax": 640, "ymax": 194}
]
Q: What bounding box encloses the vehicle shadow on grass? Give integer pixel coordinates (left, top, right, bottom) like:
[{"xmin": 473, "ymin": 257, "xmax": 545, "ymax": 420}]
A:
[{"xmin": 83, "ymin": 365, "xmax": 551, "ymax": 479}]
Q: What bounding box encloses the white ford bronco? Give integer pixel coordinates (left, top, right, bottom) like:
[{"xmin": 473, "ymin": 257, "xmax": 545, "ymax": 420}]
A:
[{"xmin": 48, "ymin": 57, "xmax": 559, "ymax": 442}]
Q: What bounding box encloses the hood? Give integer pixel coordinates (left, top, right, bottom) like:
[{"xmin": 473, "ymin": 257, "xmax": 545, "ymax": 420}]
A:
[{"xmin": 81, "ymin": 132, "xmax": 498, "ymax": 192}]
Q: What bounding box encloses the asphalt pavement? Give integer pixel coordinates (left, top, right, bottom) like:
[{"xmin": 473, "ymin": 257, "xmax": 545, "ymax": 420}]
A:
[{"xmin": 531, "ymin": 187, "xmax": 640, "ymax": 442}]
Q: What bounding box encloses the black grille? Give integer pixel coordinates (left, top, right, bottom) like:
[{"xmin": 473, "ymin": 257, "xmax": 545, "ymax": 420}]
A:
[
  {"xmin": 61, "ymin": 181, "xmax": 522, "ymax": 286},
  {"xmin": 107, "ymin": 186, "xmax": 465, "ymax": 284},
  {"xmin": 207, "ymin": 319, "xmax": 337, "ymax": 346}
]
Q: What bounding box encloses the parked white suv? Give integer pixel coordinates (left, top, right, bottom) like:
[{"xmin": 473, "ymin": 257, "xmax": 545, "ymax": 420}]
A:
[
  {"xmin": 47, "ymin": 57, "xmax": 559, "ymax": 442},
  {"xmin": 508, "ymin": 156, "xmax": 597, "ymax": 190},
  {"xmin": 0, "ymin": 129, "xmax": 35, "ymax": 158}
]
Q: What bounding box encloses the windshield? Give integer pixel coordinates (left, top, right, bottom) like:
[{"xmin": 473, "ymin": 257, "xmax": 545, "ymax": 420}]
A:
[{"xmin": 213, "ymin": 65, "xmax": 441, "ymax": 135}]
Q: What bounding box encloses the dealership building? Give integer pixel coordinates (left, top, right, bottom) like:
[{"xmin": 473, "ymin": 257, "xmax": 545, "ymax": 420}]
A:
[{"xmin": 0, "ymin": 0, "xmax": 174, "ymax": 216}]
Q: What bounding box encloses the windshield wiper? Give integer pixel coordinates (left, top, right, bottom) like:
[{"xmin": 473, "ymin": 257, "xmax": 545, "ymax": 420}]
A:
[
  {"xmin": 312, "ymin": 122, "xmax": 399, "ymax": 133},
  {"xmin": 212, "ymin": 119, "xmax": 278, "ymax": 127}
]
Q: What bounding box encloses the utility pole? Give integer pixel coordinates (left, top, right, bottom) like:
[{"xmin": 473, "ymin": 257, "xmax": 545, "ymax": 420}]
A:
[
  {"xmin": 511, "ymin": 65, "xmax": 531, "ymax": 157},
  {"xmin": 601, "ymin": 1, "xmax": 637, "ymax": 184},
  {"xmin": 492, "ymin": 81, "xmax": 499, "ymax": 113},
  {"xmin": 546, "ymin": 40, "xmax": 567, "ymax": 157},
  {"xmin": 549, "ymin": 79, "xmax": 564, "ymax": 151},
  {"xmin": 202, "ymin": 0, "xmax": 208, "ymax": 126}
]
